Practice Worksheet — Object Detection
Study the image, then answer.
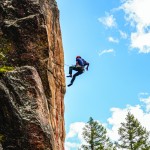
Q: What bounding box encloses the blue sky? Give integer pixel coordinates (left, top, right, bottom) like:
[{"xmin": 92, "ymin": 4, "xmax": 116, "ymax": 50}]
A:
[{"xmin": 57, "ymin": 0, "xmax": 150, "ymax": 149}]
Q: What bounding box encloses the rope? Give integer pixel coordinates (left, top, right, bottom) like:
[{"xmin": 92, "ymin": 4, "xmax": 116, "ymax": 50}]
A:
[{"xmin": 65, "ymin": 64, "xmax": 69, "ymax": 66}]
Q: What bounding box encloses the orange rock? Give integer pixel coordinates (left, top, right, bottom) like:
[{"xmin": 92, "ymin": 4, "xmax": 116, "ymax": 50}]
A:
[{"xmin": 0, "ymin": 0, "xmax": 65, "ymax": 149}]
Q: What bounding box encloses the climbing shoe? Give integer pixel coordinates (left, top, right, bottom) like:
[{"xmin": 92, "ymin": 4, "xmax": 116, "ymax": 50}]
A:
[
  {"xmin": 67, "ymin": 83, "xmax": 72, "ymax": 87},
  {"xmin": 66, "ymin": 74, "xmax": 72, "ymax": 78}
]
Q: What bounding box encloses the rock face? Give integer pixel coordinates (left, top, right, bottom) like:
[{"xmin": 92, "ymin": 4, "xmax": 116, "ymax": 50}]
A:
[
  {"xmin": 0, "ymin": 143, "xmax": 3, "ymax": 150},
  {"xmin": 0, "ymin": 0, "xmax": 65, "ymax": 150}
]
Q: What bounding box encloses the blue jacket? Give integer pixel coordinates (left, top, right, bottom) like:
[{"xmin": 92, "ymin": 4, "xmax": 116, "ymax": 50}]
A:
[
  {"xmin": 76, "ymin": 58, "xmax": 89, "ymax": 67},
  {"xmin": 76, "ymin": 58, "xmax": 84, "ymax": 66}
]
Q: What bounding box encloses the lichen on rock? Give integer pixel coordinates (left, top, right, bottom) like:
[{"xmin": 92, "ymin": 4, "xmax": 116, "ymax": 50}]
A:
[
  {"xmin": 0, "ymin": 0, "xmax": 65, "ymax": 149},
  {"xmin": 0, "ymin": 66, "xmax": 14, "ymax": 74}
]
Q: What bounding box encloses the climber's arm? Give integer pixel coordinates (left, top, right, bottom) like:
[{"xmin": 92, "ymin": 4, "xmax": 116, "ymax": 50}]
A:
[{"xmin": 85, "ymin": 62, "xmax": 89, "ymax": 71}]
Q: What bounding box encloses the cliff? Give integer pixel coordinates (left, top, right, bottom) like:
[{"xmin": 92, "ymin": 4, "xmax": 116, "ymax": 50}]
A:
[{"xmin": 0, "ymin": 0, "xmax": 66, "ymax": 150}]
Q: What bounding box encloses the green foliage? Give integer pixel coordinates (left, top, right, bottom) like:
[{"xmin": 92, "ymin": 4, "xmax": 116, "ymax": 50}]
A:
[
  {"xmin": 118, "ymin": 112, "xmax": 150, "ymax": 150},
  {"xmin": 0, "ymin": 34, "xmax": 14, "ymax": 74},
  {"xmin": 0, "ymin": 52, "xmax": 5, "ymax": 60},
  {"xmin": 0, "ymin": 66, "xmax": 14, "ymax": 73},
  {"xmin": 0, "ymin": 134, "xmax": 4, "ymax": 142},
  {"xmin": 81, "ymin": 117, "xmax": 115, "ymax": 150},
  {"xmin": 0, "ymin": 34, "xmax": 12, "ymax": 63}
]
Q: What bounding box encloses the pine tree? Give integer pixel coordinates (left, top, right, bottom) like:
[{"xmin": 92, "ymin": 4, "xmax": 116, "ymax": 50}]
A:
[
  {"xmin": 118, "ymin": 112, "xmax": 150, "ymax": 150},
  {"xmin": 81, "ymin": 117, "xmax": 115, "ymax": 150}
]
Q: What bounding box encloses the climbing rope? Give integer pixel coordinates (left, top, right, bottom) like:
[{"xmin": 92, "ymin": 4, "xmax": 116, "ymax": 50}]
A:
[{"xmin": 64, "ymin": 64, "xmax": 70, "ymax": 67}]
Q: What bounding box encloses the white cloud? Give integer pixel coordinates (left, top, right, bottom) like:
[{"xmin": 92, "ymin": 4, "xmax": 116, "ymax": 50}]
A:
[
  {"xmin": 66, "ymin": 122, "xmax": 85, "ymax": 150},
  {"xmin": 107, "ymin": 105, "xmax": 144, "ymax": 141},
  {"xmin": 107, "ymin": 100, "xmax": 150, "ymax": 142},
  {"xmin": 98, "ymin": 13, "xmax": 117, "ymax": 28},
  {"xmin": 120, "ymin": 0, "xmax": 150, "ymax": 53},
  {"xmin": 138, "ymin": 92, "xmax": 149, "ymax": 96},
  {"xmin": 139, "ymin": 93, "xmax": 150, "ymax": 112},
  {"xmin": 131, "ymin": 32, "xmax": 150, "ymax": 53},
  {"xmin": 66, "ymin": 122, "xmax": 85, "ymax": 140},
  {"xmin": 119, "ymin": 30, "xmax": 128, "ymax": 39},
  {"xmin": 98, "ymin": 49, "xmax": 115, "ymax": 56},
  {"xmin": 108, "ymin": 37, "xmax": 119, "ymax": 43},
  {"xmin": 66, "ymin": 98, "xmax": 150, "ymax": 148},
  {"xmin": 140, "ymin": 97, "xmax": 150, "ymax": 112},
  {"xmin": 65, "ymin": 142, "xmax": 80, "ymax": 150}
]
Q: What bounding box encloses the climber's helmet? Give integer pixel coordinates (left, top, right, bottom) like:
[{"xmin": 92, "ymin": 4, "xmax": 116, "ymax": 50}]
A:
[{"xmin": 76, "ymin": 56, "xmax": 81, "ymax": 59}]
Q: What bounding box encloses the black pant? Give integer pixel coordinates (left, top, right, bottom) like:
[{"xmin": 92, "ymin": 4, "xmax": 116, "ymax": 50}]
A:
[{"xmin": 69, "ymin": 66, "xmax": 84, "ymax": 84}]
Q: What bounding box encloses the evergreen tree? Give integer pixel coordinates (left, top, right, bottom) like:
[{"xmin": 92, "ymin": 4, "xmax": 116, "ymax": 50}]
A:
[
  {"xmin": 81, "ymin": 117, "xmax": 115, "ymax": 150},
  {"xmin": 118, "ymin": 112, "xmax": 150, "ymax": 150}
]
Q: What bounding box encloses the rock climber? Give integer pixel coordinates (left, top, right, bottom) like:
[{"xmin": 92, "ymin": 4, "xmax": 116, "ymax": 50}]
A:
[{"xmin": 67, "ymin": 56, "xmax": 89, "ymax": 87}]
